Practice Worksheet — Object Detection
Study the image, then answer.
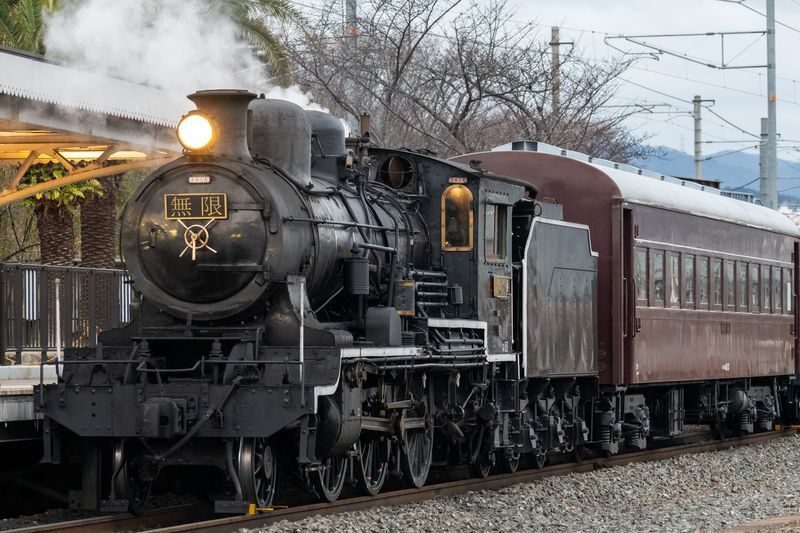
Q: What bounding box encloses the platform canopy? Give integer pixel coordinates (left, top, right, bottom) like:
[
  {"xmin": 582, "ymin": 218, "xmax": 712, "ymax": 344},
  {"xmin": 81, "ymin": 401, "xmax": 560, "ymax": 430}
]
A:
[{"xmin": 0, "ymin": 46, "xmax": 190, "ymax": 206}]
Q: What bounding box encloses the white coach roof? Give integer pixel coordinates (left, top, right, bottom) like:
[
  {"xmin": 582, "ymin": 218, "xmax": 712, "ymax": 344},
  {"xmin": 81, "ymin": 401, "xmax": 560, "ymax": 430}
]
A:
[
  {"xmin": 492, "ymin": 141, "xmax": 800, "ymax": 237},
  {"xmin": 592, "ymin": 162, "xmax": 800, "ymax": 237}
]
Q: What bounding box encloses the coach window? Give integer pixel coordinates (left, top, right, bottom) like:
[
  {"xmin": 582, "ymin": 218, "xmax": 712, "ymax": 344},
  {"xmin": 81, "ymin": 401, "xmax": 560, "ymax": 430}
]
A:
[
  {"xmin": 750, "ymin": 264, "xmax": 760, "ymax": 312},
  {"xmin": 684, "ymin": 254, "xmax": 695, "ymax": 307},
  {"xmin": 485, "ymin": 204, "xmax": 508, "ymax": 261},
  {"xmin": 653, "ymin": 250, "xmax": 665, "ymax": 306},
  {"xmin": 711, "ymin": 258, "xmax": 722, "ymax": 309},
  {"xmin": 724, "ymin": 261, "xmax": 735, "ymax": 310},
  {"xmin": 669, "ymin": 254, "xmax": 680, "ymax": 307},
  {"xmin": 698, "ymin": 256, "xmax": 709, "ymax": 308},
  {"xmin": 738, "ymin": 262, "xmax": 747, "ymax": 310},
  {"xmin": 635, "ymin": 248, "xmax": 648, "ymax": 303},
  {"xmin": 773, "ymin": 267, "xmax": 782, "ymax": 313},
  {"xmin": 762, "ymin": 266, "xmax": 771, "ymax": 312},
  {"xmin": 786, "ymin": 268, "xmax": 793, "ymax": 314},
  {"xmin": 441, "ymin": 185, "xmax": 474, "ymax": 251}
]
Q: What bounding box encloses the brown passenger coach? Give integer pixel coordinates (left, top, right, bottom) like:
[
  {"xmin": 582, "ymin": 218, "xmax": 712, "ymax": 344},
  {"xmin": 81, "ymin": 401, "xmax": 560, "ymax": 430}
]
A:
[{"xmin": 455, "ymin": 142, "xmax": 800, "ymax": 440}]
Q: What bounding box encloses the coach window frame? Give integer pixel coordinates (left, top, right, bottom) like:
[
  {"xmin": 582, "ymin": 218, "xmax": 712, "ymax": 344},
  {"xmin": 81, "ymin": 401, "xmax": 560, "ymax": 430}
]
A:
[
  {"xmin": 668, "ymin": 252, "xmax": 681, "ymax": 308},
  {"xmin": 683, "ymin": 252, "xmax": 695, "ymax": 309},
  {"xmin": 710, "ymin": 257, "xmax": 722, "ymax": 310},
  {"xmin": 635, "ymin": 246, "xmax": 649, "ymax": 306},
  {"xmin": 737, "ymin": 261, "xmax": 748, "ymax": 311},
  {"xmin": 441, "ymin": 184, "xmax": 474, "ymax": 252},
  {"xmin": 652, "ymin": 249, "xmax": 665, "ymax": 307},
  {"xmin": 773, "ymin": 266, "xmax": 782, "ymax": 313},
  {"xmin": 785, "ymin": 267, "xmax": 793, "ymax": 314},
  {"xmin": 697, "ymin": 256, "xmax": 709, "ymax": 309},
  {"xmin": 724, "ymin": 260, "xmax": 735, "ymax": 311},
  {"xmin": 749, "ymin": 263, "xmax": 760, "ymax": 313}
]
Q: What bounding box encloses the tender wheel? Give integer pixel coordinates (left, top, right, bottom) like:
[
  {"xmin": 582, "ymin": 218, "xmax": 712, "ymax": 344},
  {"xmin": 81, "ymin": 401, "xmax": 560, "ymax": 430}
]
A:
[
  {"xmin": 469, "ymin": 456, "xmax": 493, "ymax": 479},
  {"xmin": 499, "ymin": 449, "xmax": 521, "ymax": 473},
  {"xmin": 237, "ymin": 437, "xmax": 278, "ymax": 508},
  {"xmin": 311, "ymin": 454, "xmax": 348, "ymax": 502},
  {"xmin": 112, "ymin": 440, "xmax": 152, "ymax": 514},
  {"xmin": 400, "ymin": 378, "xmax": 434, "ymax": 488},
  {"xmin": 355, "ymin": 436, "xmax": 389, "ymax": 496},
  {"xmin": 531, "ymin": 452, "xmax": 547, "ymax": 469}
]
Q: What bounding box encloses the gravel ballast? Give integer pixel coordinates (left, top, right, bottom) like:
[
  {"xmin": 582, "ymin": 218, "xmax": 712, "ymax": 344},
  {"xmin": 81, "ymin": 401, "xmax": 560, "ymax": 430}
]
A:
[{"xmin": 255, "ymin": 435, "xmax": 800, "ymax": 533}]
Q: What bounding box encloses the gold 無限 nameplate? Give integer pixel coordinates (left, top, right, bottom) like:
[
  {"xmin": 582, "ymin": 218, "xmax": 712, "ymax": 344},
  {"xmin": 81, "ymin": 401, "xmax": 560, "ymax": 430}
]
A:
[{"xmin": 164, "ymin": 193, "xmax": 228, "ymax": 220}]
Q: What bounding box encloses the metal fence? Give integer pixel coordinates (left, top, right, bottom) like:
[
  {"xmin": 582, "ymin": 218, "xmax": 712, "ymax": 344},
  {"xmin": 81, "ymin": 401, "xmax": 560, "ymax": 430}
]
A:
[{"xmin": 0, "ymin": 263, "xmax": 134, "ymax": 364}]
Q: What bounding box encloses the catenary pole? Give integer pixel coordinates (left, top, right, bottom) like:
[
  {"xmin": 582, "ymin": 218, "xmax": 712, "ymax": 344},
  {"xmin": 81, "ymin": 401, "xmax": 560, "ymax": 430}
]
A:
[{"xmin": 766, "ymin": 0, "xmax": 777, "ymax": 208}]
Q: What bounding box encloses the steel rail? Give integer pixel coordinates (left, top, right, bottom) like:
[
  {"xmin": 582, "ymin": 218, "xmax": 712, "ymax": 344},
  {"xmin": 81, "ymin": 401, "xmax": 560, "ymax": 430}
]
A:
[
  {"xmin": 6, "ymin": 430, "xmax": 790, "ymax": 533},
  {"xmin": 3, "ymin": 503, "xmax": 213, "ymax": 533}
]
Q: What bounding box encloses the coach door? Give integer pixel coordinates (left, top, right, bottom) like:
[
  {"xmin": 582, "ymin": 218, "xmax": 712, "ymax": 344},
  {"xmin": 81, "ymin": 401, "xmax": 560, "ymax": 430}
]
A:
[
  {"xmin": 623, "ymin": 208, "xmax": 636, "ymax": 373},
  {"xmin": 795, "ymin": 242, "xmax": 799, "ymax": 373}
]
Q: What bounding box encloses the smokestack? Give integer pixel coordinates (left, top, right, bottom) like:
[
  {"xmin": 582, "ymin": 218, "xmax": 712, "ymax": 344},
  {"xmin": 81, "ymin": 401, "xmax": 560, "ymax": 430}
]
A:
[{"xmin": 187, "ymin": 89, "xmax": 255, "ymax": 162}]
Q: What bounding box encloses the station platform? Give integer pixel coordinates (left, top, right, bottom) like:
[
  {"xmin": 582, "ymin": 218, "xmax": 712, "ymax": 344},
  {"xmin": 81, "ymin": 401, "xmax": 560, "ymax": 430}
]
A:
[{"xmin": 0, "ymin": 365, "xmax": 57, "ymax": 421}]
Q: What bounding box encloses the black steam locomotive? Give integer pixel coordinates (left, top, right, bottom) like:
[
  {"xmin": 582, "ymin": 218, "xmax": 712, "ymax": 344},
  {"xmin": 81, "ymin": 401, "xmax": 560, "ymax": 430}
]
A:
[{"xmin": 35, "ymin": 89, "xmax": 793, "ymax": 513}]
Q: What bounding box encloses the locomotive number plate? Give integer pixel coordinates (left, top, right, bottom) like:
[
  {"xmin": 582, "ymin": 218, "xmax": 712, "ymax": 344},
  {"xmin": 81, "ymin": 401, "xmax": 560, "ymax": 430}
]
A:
[{"xmin": 164, "ymin": 193, "xmax": 228, "ymax": 220}]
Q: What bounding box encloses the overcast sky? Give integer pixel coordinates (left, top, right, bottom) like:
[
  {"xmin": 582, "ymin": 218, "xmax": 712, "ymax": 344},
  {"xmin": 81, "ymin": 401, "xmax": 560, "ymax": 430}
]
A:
[
  {"xmin": 517, "ymin": 0, "xmax": 800, "ymax": 165},
  {"xmin": 302, "ymin": 0, "xmax": 800, "ymax": 167}
]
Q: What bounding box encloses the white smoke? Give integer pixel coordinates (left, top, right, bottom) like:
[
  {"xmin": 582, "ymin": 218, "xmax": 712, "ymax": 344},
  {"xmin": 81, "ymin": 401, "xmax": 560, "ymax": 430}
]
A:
[{"xmin": 42, "ymin": 0, "xmax": 324, "ymax": 110}]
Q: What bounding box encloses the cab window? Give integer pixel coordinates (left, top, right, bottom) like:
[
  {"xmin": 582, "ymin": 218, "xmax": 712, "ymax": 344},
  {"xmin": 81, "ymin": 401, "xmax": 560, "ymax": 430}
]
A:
[
  {"xmin": 441, "ymin": 185, "xmax": 474, "ymax": 251},
  {"xmin": 485, "ymin": 204, "xmax": 508, "ymax": 261}
]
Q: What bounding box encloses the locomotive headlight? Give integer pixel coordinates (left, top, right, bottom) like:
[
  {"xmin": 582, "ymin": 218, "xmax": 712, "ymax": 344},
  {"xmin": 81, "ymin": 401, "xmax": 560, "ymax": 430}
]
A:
[{"xmin": 177, "ymin": 112, "xmax": 216, "ymax": 152}]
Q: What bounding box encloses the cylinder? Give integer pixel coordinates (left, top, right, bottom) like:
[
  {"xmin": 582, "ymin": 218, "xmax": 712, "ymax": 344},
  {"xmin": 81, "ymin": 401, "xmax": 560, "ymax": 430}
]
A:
[
  {"xmin": 448, "ymin": 284, "xmax": 464, "ymax": 306},
  {"xmin": 343, "ymin": 257, "xmax": 369, "ymax": 295}
]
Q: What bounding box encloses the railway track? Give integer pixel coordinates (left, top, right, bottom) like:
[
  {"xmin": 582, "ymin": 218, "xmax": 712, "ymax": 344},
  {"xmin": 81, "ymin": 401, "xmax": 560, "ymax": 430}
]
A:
[{"xmin": 6, "ymin": 430, "xmax": 790, "ymax": 533}]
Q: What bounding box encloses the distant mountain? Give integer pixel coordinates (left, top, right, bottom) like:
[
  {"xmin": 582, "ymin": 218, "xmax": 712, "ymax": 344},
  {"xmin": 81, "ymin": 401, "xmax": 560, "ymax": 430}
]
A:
[{"xmin": 632, "ymin": 146, "xmax": 800, "ymax": 203}]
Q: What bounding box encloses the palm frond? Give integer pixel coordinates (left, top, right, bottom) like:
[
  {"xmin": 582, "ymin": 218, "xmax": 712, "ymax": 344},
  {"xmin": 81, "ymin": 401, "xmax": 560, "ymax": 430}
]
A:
[
  {"xmin": 222, "ymin": 0, "xmax": 306, "ymax": 25},
  {"xmin": 8, "ymin": 0, "xmax": 44, "ymax": 52},
  {"xmin": 235, "ymin": 14, "xmax": 292, "ymax": 85},
  {"xmin": 0, "ymin": 2, "xmax": 19, "ymax": 47}
]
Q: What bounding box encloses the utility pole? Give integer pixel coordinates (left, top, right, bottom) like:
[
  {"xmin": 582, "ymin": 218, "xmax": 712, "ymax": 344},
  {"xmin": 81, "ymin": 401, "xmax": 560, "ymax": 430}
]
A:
[
  {"xmin": 344, "ymin": 0, "xmax": 358, "ymax": 126},
  {"xmin": 766, "ymin": 0, "xmax": 778, "ymax": 208},
  {"xmin": 692, "ymin": 95, "xmax": 715, "ymax": 179},
  {"xmin": 693, "ymin": 96, "xmax": 702, "ymax": 179},
  {"xmin": 760, "ymin": 117, "xmax": 768, "ymax": 205},
  {"xmin": 551, "ymin": 26, "xmax": 560, "ymax": 114},
  {"xmin": 345, "ymin": 0, "xmax": 357, "ymax": 44}
]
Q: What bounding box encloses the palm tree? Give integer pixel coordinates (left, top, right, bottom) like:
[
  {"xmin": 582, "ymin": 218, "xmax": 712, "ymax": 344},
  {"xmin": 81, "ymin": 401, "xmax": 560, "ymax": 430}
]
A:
[
  {"xmin": 19, "ymin": 163, "xmax": 102, "ymax": 266},
  {"xmin": 0, "ymin": 0, "xmax": 59, "ymax": 53}
]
